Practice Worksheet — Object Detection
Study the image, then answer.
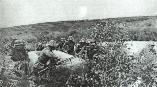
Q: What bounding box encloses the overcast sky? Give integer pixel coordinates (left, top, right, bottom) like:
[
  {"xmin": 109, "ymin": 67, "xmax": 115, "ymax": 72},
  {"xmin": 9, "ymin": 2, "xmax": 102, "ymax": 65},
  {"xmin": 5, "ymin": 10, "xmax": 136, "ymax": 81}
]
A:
[{"xmin": 0, "ymin": 0, "xmax": 157, "ymax": 28}]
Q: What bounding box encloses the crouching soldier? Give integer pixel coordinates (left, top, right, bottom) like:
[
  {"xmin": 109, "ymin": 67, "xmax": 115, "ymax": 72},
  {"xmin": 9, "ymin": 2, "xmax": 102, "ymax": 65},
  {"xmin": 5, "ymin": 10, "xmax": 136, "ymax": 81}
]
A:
[
  {"xmin": 9, "ymin": 39, "xmax": 30, "ymax": 76},
  {"xmin": 75, "ymin": 38, "xmax": 86, "ymax": 54},
  {"xmin": 86, "ymin": 40, "xmax": 99, "ymax": 60},
  {"xmin": 76, "ymin": 38, "xmax": 88, "ymax": 58},
  {"xmin": 57, "ymin": 37, "xmax": 66, "ymax": 52},
  {"xmin": 64, "ymin": 36, "xmax": 75, "ymax": 55},
  {"xmin": 36, "ymin": 42, "xmax": 44, "ymax": 51},
  {"xmin": 32, "ymin": 40, "xmax": 59, "ymax": 84}
]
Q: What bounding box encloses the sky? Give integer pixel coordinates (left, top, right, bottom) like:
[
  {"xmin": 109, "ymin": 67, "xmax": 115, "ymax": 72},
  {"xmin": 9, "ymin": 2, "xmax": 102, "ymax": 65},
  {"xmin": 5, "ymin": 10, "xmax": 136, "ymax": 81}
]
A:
[{"xmin": 0, "ymin": 0, "xmax": 157, "ymax": 28}]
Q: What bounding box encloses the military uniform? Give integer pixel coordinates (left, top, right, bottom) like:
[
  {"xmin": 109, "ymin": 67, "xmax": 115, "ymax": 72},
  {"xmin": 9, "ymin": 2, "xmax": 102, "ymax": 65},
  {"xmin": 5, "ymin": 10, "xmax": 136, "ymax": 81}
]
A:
[
  {"xmin": 57, "ymin": 38, "xmax": 66, "ymax": 52},
  {"xmin": 64, "ymin": 36, "xmax": 75, "ymax": 55},
  {"xmin": 10, "ymin": 40, "xmax": 28, "ymax": 61},
  {"xmin": 9, "ymin": 39, "xmax": 29, "ymax": 76},
  {"xmin": 33, "ymin": 40, "xmax": 58, "ymax": 77},
  {"xmin": 76, "ymin": 38, "xmax": 87, "ymax": 54},
  {"xmin": 10, "ymin": 47, "xmax": 28, "ymax": 61},
  {"xmin": 86, "ymin": 42, "xmax": 99, "ymax": 60},
  {"xmin": 36, "ymin": 42, "xmax": 44, "ymax": 51},
  {"xmin": 65, "ymin": 41, "xmax": 75, "ymax": 55},
  {"xmin": 33, "ymin": 48, "xmax": 58, "ymax": 77}
]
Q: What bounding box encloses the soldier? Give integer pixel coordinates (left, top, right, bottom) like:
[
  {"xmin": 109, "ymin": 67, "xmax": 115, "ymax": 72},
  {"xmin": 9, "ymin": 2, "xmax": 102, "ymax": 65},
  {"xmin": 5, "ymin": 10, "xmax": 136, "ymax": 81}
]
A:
[
  {"xmin": 75, "ymin": 38, "xmax": 86, "ymax": 54},
  {"xmin": 57, "ymin": 37, "xmax": 66, "ymax": 52},
  {"xmin": 32, "ymin": 40, "xmax": 58, "ymax": 83},
  {"xmin": 10, "ymin": 39, "xmax": 29, "ymax": 61},
  {"xmin": 36, "ymin": 42, "xmax": 44, "ymax": 51},
  {"xmin": 64, "ymin": 36, "xmax": 75, "ymax": 55},
  {"xmin": 9, "ymin": 39, "xmax": 29, "ymax": 76},
  {"xmin": 86, "ymin": 40, "xmax": 99, "ymax": 60}
]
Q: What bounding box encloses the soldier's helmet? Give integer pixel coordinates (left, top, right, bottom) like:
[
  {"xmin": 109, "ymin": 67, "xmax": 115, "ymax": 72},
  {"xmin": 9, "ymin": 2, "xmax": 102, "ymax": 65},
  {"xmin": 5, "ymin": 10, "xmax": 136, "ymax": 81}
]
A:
[
  {"xmin": 46, "ymin": 40, "xmax": 57, "ymax": 47},
  {"xmin": 79, "ymin": 38, "xmax": 85, "ymax": 43},
  {"xmin": 91, "ymin": 40, "xmax": 96, "ymax": 46},
  {"xmin": 38, "ymin": 42, "xmax": 42, "ymax": 45},
  {"xmin": 13, "ymin": 39, "xmax": 26, "ymax": 49},
  {"xmin": 68, "ymin": 36, "xmax": 74, "ymax": 41},
  {"xmin": 14, "ymin": 39, "xmax": 25, "ymax": 46},
  {"xmin": 61, "ymin": 37, "xmax": 65, "ymax": 41},
  {"xmin": 86, "ymin": 39, "xmax": 92, "ymax": 44},
  {"xmin": 86, "ymin": 39, "xmax": 95, "ymax": 43}
]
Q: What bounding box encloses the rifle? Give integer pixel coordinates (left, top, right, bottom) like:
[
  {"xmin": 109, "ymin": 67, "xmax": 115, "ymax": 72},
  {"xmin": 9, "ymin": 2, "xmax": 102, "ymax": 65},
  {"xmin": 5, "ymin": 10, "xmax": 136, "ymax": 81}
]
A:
[
  {"xmin": 76, "ymin": 46, "xmax": 86, "ymax": 58},
  {"xmin": 38, "ymin": 66, "xmax": 50, "ymax": 76},
  {"xmin": 38, "ymin": 58, "xmax": 60, "ymax": 77}
]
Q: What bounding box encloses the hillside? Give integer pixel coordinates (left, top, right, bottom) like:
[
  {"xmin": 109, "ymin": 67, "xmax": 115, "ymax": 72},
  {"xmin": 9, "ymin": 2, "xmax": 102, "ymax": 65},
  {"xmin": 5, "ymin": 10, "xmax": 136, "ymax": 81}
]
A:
[
  {"xmin": 1, "ymin": 16, "xmax": 157, "ymax": 42},
  {"xmin": 1, "ymin": 16, "xmax": 157, "ymax": 87}
]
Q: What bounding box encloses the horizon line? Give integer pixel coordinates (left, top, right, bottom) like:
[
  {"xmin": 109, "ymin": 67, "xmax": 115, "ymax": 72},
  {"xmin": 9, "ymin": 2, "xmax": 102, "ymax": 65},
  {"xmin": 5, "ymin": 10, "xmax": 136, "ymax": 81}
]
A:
[{"xmin": 1, "ymin": 15, "xmax": 156, "ymax": 29}]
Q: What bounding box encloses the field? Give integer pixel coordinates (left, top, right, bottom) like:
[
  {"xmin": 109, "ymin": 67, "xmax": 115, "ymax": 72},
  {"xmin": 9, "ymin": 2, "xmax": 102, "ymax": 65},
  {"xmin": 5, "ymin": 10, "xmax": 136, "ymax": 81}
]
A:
[
  {"xmin": 0, "ymin": 16, "xmax": 157, "ymax": 86},
  {"xmin": 1, "ymin": 16, "xmax": 157, "ymax": 41}
]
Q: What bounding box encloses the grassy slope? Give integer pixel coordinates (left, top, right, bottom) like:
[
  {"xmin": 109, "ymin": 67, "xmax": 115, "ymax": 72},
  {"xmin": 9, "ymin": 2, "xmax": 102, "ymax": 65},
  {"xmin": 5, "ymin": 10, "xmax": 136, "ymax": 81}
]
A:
[{"xmin": 0, "ymin": 16, "xmax": 157, "ymax": 41}]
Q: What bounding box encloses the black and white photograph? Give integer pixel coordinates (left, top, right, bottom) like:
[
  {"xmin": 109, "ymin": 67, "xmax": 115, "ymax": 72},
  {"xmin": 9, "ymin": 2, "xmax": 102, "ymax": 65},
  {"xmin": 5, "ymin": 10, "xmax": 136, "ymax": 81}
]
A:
[{"xmin": 1, "ymin": 0, "xmax": 157, "ymax": 87}]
